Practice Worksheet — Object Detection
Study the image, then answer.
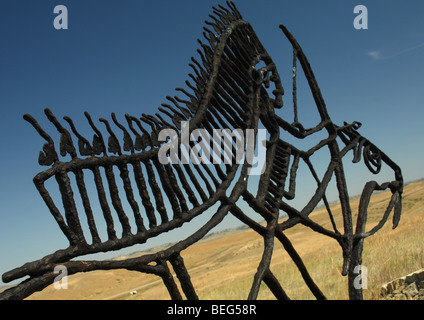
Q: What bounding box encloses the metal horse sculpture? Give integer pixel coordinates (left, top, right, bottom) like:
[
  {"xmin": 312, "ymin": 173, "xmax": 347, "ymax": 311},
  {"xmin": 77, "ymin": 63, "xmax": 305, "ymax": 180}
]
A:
[{"xmin": 1, "ymin": 1, "xmax": 402, "ymax": 300}]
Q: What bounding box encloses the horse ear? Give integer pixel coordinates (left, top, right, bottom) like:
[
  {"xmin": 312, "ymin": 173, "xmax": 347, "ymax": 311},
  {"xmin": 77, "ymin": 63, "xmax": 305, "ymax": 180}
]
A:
[{"xmin": 279, "ymin": 24, "xmax": 331, "ymax": 123}]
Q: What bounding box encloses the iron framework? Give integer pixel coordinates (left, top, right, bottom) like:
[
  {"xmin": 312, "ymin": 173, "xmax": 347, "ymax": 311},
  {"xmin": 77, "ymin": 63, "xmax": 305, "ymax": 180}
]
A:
[{"xmin": 0, "ymin": 1, "xmax": 403, "ymax": 300}]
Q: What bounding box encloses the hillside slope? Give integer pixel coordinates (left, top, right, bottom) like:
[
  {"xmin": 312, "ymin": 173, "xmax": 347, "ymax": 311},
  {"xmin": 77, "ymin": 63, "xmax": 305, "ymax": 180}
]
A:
[{"xmin": 26, "ymin": 181, "xmax": 424, "ymax": 300}]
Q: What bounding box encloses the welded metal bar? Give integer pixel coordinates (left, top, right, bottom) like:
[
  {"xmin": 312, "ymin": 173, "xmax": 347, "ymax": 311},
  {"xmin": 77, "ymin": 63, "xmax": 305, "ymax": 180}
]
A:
[{"xmin": 1, "ymin": 1, "xmax": 403, "ymax": 302}]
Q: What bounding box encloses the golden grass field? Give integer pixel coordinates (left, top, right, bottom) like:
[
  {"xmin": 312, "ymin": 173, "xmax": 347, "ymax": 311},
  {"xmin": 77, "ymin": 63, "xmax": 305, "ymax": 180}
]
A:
[{"xmin": 26, "ymin": 180, "xmax": 424, "ymax": 300}]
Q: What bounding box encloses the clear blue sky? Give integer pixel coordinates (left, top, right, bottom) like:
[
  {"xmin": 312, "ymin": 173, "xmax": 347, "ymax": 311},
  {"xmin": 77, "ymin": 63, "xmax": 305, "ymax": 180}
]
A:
[{"xmin": 1, "ymin": 0, "xmax": 423, "ymax": 286}]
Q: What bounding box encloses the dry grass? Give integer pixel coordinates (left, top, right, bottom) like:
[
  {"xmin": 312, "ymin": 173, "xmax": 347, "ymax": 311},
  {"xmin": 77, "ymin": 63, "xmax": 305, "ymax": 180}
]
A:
[{"xmin": 27, "ymin": 181, "xmax": 424, "ymax": 300}]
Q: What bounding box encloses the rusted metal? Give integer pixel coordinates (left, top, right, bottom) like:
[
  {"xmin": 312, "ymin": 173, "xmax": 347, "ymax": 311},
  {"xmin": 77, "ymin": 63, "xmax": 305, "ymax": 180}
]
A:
[{"xmin": 0, "ymin": 1, "xmax": 402, "ymax": 300}]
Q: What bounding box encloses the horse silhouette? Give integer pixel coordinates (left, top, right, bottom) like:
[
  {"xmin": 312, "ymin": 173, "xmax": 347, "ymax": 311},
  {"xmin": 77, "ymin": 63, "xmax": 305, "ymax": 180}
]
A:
[{"xmin": 0, "ymin": 1, "xmax": 402, "ymax": 300}]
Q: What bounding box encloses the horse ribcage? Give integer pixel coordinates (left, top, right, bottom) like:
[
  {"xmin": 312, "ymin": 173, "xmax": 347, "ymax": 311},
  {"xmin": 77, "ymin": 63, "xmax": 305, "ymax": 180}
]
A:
[
  {"xmin": 34, "ymin": 147, "xmax": 233, "ymax": 248},
  {"xmin": 23, "ymin": 2, "xmax": 280, "ymax": 252}
]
